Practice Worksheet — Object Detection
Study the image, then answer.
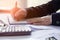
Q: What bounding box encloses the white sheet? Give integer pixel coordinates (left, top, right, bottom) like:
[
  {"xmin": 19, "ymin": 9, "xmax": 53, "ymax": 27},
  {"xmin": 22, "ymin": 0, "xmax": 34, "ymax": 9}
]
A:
[{"xmin": 0, "ymin": 14, "xmax": 9, "ymax": 24}]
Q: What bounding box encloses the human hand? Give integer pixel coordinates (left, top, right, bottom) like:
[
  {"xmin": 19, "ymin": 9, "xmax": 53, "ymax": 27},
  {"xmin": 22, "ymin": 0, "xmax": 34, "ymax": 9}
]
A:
[
  {"xmin": 26, "ymin": 15, "xmax": 52, "ymax": 25},
  {"xmin": 10, "ymin": 8, "xmax": 27, "ymax": 21}
]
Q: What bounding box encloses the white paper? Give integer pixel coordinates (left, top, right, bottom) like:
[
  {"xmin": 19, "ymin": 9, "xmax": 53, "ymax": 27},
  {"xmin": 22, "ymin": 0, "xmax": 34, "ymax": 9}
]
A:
[
  {"xmin": 8, "ymin": 14, "xmax": 27, "ymax": 24},
  {"xmin": 0, "ymin": 14, "xmax": 9, "ymax": 24},
  {"xmin": 0, "ymin": 14, "xmax": 28, "ymax": 25}
]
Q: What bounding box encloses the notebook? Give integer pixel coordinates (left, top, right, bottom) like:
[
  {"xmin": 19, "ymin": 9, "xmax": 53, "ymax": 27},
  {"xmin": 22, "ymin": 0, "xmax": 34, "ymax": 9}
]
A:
[{"xmin": 0, "ymin": 14, "xmax": 32, "ymax": 36}]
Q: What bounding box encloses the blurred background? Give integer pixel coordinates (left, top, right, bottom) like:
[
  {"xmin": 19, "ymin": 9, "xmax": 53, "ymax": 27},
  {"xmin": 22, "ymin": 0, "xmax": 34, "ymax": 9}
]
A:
[
  {"xmin": 0, "ymin": 0, "xmax": 51, "ymax": 9},
  {"xmin": 0, "ymin": 0, "xmax": 60, "ymax": 13}
]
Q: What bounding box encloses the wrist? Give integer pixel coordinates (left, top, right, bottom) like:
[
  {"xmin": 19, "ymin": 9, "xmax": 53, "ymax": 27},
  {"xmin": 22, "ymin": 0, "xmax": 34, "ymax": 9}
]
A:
[{"xmin": 41, "ymin": 15, "xmax": 52, "ymax": 25}]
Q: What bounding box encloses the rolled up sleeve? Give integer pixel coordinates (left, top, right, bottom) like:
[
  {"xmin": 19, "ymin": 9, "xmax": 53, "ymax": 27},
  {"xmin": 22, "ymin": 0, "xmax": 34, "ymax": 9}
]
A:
[{"xmin": 52, "ymin": 13, "xmax": 60, "ymax": 26}]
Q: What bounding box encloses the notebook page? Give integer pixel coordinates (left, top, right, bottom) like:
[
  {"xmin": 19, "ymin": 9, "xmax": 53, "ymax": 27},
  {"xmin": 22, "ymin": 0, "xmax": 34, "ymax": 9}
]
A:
[
  {"xmin": 8, "ymin": 14, "xmax": 28, "ymax": 25},
  {"xmin": 0, "ymin": 14, "xmax": 9, "ymax": 25}
]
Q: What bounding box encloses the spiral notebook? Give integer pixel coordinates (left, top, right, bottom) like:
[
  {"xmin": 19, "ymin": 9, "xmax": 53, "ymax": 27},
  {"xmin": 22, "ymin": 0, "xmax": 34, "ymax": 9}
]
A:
[{"xmin": 0, "ymin": 14, "xmax": 32, "ymax": 36}]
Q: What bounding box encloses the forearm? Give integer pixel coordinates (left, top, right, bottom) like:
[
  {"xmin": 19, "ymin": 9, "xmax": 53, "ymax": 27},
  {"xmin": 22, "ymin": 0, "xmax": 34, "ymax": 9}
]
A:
[
  {"xmin": 40, "ymin": 13, "xmax": 60, "ymax": 26},
  {"xmin": 26, "ymin": 13, "xmax": 60, "ymax": 26},
  {"xmin": 26, "ymin": 4, "xmax": 53, "ymax": 19},
  {"xmin": 25, "ymin": 0, "xmax": 60, "ymax": 19}
]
